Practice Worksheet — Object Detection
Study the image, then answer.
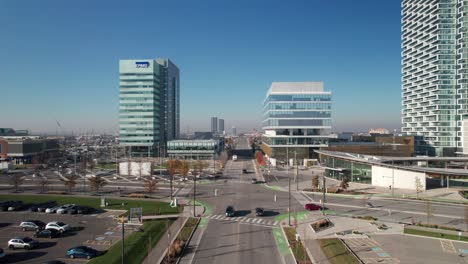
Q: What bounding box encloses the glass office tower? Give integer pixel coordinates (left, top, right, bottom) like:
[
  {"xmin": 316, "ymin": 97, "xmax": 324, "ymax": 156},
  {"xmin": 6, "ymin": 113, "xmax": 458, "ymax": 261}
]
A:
[
  {"xmin": 402, "ymin": 0, "xmax": 468, "ymax": 156},
  {"xmin": 262, "ymin": 82, "xmax": 332, "ymax": 161},
  {"xmin": 119, "ymin": 58, "xmax": 180, "ymax": 156}
]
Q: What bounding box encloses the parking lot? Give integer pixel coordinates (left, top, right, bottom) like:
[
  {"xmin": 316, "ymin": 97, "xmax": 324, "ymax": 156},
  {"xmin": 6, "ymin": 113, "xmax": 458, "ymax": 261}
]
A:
[{"xmin": 0, "ymin": 210, "xmax": 120, "ymax": 263}]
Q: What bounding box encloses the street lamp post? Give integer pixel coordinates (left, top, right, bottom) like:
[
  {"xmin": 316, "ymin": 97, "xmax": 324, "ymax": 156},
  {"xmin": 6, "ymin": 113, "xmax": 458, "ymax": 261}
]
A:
[{"xmin": 287, "ymin": 146, "xmax": 291, "ymax": 226}]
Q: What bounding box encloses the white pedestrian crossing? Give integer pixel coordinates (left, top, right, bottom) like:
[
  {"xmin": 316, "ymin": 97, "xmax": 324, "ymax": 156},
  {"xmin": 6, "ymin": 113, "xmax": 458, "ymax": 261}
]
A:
[{"xmin": 205, "ymin": 214, "xmax": 279, "ymax": 227}]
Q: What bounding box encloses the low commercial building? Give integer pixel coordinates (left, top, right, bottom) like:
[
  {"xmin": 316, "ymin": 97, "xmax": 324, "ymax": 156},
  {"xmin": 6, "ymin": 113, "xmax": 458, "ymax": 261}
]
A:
[
  {"xmin": 167, "ymin": 139, "xmax": 224, "ymax": 160},
  {"xmin": 316, "ymin": 150, "xmax": 468, "ymax": 190},
  {"xmin": 1, "ymin": 137, "xmax": 60, "ymax": 164}
]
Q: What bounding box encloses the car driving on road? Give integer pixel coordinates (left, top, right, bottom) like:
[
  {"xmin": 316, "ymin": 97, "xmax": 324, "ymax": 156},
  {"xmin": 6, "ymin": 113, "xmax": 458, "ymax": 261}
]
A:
[
  {"xmin": 255, "ymin": 207, "xmax": 264, "ymax": 216},
  {"xmin": 225, "ymin": 206, "xmax": 235, "ymax": 217},
  {"xmin": 304, "ymin": 203, "xmax": 322, "ymax": 211}
]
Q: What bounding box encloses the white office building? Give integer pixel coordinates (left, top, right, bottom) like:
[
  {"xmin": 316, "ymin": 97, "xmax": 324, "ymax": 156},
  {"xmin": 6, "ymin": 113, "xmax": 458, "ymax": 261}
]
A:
[
  {"xmin": 402, "ymin": 0, "xmax": 468, "ymax": 156},
  {"xmin": 262, "ymin": 82, "xmax": 332, "ymax": 162}
]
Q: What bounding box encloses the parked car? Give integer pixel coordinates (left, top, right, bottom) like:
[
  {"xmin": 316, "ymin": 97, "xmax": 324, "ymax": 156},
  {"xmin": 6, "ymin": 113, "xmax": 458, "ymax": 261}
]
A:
[
  {"xmin": 225, "ymin": 206, "xmax": 235, "ymax": 217},
  {"xmin": 34, "ymin": 229, "xmax": 60, "ymax": 238},
  {"xmin": 8, "ymin": 236, "xmax": 39, "ymax": 250},
  {"xmin": 20, "ymin": 220, "xmax": 46, "ymax": 231},
  {"xmin": 56, "ymin": 204, "xmax": 75, "ymax": 214},
  {"xmin": 0, "ymin": 248, "xmax": 5, "ymax": 259},
  {"xmin": 8, "ymin": 201, "xmax": 23, "ymax": 211},
  {"xmin": 45, "ymin": 205, "xmax": 62, "ymax": 214},
  {"xmin": 69, "ymin": 206, "xmax": 94, "ymax": 215},
  {"xmin": 255, "ymin": 207, "xmax": 264, "ymax": 216},
  {"xmin": 242, "ymin": 169, "xmax": 248, "ymax": 174},
  {"xmin": 0, "ymin": 201, "xmax": 15, "ymax": 211},
  {"xmin": 304, "ymin": 203, "xmax": 322, "ymax": 211},
  {"xmin": 37, "ymin": 201, "xmax": 57, "ymax": 212},
  {"xmin": 46, "ymin": 221, "xmax": 71, "ymax": 233},
  {"xmin": 66, "ymin": 246, "xmax": 99, "ymax": 259}
]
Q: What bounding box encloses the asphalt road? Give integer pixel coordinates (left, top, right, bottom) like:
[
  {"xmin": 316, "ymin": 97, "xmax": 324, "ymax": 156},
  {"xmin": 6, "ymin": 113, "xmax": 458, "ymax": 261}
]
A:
[{"xmin": 191, "ymin": 138, "xmax": 298, "ymax": 264}]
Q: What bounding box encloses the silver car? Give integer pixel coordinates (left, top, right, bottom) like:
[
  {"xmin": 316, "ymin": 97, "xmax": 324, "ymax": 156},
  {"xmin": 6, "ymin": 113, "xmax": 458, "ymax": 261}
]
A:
[{"xmin": 8, "ymin": 236, "xmax": 38, "ymax": 250}]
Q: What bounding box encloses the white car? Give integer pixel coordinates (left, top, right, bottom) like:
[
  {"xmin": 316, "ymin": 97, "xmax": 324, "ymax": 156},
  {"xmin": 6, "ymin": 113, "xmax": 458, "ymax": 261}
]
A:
[
  {"xmin": 8, "ymin": 236, "xmax": 38, "ymax": 250},
  {"xmin": 56, "ymin": 204, "xmax": 75, "ymax": 214},
  {"xmin": 45, "ymin": 205, "xmax": 61, "ymax": 214},
  {"xmin": 46, "ymin": 221, "xmax": 71, "ymax": 233}
]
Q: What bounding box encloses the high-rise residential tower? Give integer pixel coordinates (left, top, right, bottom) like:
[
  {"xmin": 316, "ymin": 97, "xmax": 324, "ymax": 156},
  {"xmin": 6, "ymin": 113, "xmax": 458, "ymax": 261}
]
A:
[
  {"xmin": 262, "ymin": 82, "xmax": 332, "ymax": 162},
  {"xmin": 119, "ymin": 58, "xmax": 180, "ymax": 156},
  {"xmin": 211, "ymin": 117, "xmax": 218, "ymax": 134},
  {"xmin": 218, "ymin": 119, "xmax": 225, "ymax": 134},
  {"xmin": 402, "ymin": 0, "xmax": 468, "ymax": 156}
]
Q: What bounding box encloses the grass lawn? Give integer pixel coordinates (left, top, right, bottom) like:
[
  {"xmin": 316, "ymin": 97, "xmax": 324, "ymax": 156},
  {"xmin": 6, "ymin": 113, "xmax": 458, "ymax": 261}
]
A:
[
  {"xmin": 283, "ymin": 227, "xmax": 311, "ymax": 263},
  {"xmin": 318, "ymin": 238, "xmax": 360, "ymax": 264},
  {"xmin": 404, "ymin": 228, "xmax": 468, "ymax": 242},
  {"xmin": 89, "ymin": 219, "xmax": 174, "ymax": 264},
  {"xmin": 0, "ymin": 194, "xmax": 181, "ymax": 215}
]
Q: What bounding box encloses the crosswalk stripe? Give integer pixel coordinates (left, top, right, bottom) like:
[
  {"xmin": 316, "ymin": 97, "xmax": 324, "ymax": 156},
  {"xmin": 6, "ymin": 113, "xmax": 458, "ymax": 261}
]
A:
[
  {"xmin": 247, "ymin": 218, "xmax": 253, "ymax": 223},
  {"xmin": 273, "ymin": 221, "xmax": 279, "ymax": 225},
  {"xmin": 254, "ymin": 219, "xmax": 261, "ymax": 223}
]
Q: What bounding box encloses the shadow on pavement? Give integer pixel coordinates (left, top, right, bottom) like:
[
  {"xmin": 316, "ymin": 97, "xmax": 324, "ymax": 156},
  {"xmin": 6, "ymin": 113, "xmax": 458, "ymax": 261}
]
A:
[
  {"xmin": 0, "ymin": 222, "xmax": 12, "ymax": 228},
  {"xmin": 262, "ymin": 211, "xmax": 280, "ymax": 217},
  {"xmin": 234, "ymin": 210, "xmax": 251, "ymax": 217},
  {"xmin": 2, "ymin": 251, "xmax": 48, "ymax": 262},
  {"xmin": 36, "ymin": 241, "xmax": 57, "ymax": 249}
]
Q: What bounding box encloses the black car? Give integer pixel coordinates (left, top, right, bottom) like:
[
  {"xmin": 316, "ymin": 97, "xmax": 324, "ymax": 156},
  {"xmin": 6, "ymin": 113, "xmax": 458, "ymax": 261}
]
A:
[
  {"xmin": 255, "ymin": 207, "xmax": 264, "ymax": 216},
  {"xmin": 0, "ymin": 201, "xmax": 15, "ymax": 211},
  {"xmin": 225, "ymin": 206, "xmax": 235, "ymax": 217},
  {"xmin": 242, "ymin": 169, "xmax": 248, "ymax": 174},
  {"xmin": 37, "ymin": 201, "xmax": 57, "ymax": 212},
  {"xmin": 8, "ymin": 201, "xmax": 23, "ymax": 211},
  {"xmin": 34, "ymin": 229, "xmax": 60, "ymax": 238},
  {"xmin": 68, "ymin": 205, "xmax": 94, "ymax": 215}
]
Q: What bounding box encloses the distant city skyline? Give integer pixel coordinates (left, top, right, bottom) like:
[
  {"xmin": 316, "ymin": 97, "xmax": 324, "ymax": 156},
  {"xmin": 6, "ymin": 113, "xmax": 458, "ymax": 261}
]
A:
[{"xmin": 0, "ymin": 0, "xmax": 402, "ymax": 134}]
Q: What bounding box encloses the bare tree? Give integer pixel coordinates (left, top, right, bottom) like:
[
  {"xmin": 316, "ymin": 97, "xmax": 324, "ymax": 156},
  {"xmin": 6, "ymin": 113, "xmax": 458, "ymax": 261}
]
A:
[
  {"xmin": 37, "ymin": 177, "xmax": 50, "ymax": 193},
  {"xmin": 87, "ymin": 176, "xmax": 107, "ymax": 194},
  {"xmin": 339, "ymin": 176, "xmax": 349, "ymax": 190},
  {"xmin": 8, "ymin": 174, "xmax": 25, "ymax": 193},
  {"xmin": 143, "ymin": 177, "xmax": 157, "ymax": 195},
  {"xmin": 425, "ymin": 199, "xmax": 434, "ymax": 224},
  {"xmin": 179, "ymin": 161, "xmax": 190, "ymax": 177},
  {"xmin": 61, "ymin": 174, "xmax": 79, "ymax": 193},
  {"xmin": 219, "ymin": 151, "xmax": 229, "ymax": 169},
  {"xmin": 415, "ymin": 177, "xmax": 423, "ymax": 199},
  {"xmin": 166, "ymin": 160, "xmax": 181, "ymax": 200},
  {"xmin": 312, "ymin": 175, "xmax": 319, "ymax": 191}
]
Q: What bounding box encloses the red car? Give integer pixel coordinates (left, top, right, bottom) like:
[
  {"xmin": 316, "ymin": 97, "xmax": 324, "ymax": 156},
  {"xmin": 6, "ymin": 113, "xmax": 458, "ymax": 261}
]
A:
[{"xmin": 304, "ymin": 203, "xmax": 322, "ymax": 211}]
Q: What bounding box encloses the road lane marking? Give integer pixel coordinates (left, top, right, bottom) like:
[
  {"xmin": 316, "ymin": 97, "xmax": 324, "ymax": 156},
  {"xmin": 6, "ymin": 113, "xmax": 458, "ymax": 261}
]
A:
[{"xmin": 440, "ymin": 240, "xmax": 457, "ymax": 254}]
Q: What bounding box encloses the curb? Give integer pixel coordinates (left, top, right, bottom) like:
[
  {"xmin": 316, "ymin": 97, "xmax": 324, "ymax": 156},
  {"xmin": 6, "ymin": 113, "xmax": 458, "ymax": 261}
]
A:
[
  {"xmin": 280, "ymin": 227, "xmax": 297, "ymax": 264},
  {"xmin": 156, "ymin": 217, "xmax": 189, "ymax": 264},
  {"xmin": 176, "ymin": 217, "xmax": 201, "ymax": 264},
  {"xmin": 340, "ymin": 239, "xmax": 364, "ymax": 264}
]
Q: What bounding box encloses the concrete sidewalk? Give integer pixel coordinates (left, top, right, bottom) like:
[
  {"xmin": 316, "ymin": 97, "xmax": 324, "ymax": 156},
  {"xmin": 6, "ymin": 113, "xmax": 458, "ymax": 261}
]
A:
[{"xmin": 143, "ymin": 216, "xmax": 187, "ymax": 264}]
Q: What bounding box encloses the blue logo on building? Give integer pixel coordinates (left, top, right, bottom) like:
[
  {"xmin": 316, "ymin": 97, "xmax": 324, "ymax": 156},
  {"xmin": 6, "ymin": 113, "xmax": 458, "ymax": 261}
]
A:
[{"xmin": 136, "ymin": 61, "xmax": 150, "ymax": 68}]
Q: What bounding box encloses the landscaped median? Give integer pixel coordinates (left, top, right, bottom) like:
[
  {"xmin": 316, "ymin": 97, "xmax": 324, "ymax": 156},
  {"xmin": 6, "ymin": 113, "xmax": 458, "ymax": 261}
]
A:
[
  {"xmin": 404, "ymin": 226, "xmax": 468, "ymax": 242},
  {"xmin": 318, "ymin": 238, "xmax": 360, "ymax": 264},
  {"xmin": 283, "ymin": 227, "xmax": 312, "ymax": 264},
  {"xmin": 162, "ymin": 217, "xmax": 200, "ymax": 263},
  {"xmin": 90, "ymin": 219, "xmax": 175, "ymax": 264}
]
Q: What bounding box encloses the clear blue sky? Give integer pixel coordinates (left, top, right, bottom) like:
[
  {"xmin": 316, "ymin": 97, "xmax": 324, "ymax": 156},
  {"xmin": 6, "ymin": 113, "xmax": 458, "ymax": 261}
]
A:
[{"xmin": 0, "ymin": 0, "xmax": 402, "ymax": 134}]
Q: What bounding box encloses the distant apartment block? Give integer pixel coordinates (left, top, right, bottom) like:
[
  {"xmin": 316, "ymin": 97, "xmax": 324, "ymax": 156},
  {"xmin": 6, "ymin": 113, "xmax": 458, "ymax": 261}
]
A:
[
  {"xmin": 210, "ymin": 117, "xmax": 218, "ymax": 134},
  {"xmin": 119, "ymin": 59, "xmax": 180, "ymax": 157},
  {"xmin": 262, "ymin": 82, "xmax": 332, "ymax": 162},
  {"xmin": 402, "ymin": 0, "xmax": 468, "ymax": 156},
  {"xmin": 218, "ymin": 119, "xmax": 225, "ymax": 134}
]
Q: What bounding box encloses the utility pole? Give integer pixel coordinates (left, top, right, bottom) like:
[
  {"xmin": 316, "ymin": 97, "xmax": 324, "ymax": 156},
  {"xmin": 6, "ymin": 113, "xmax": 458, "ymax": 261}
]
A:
[
  {"xmin": 295, "ymin": 151, "xmax": 299, "ymax": 191},
  {"xmin": 322, "ymin": 175, "xmax": 326, "ymax": 215}
]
